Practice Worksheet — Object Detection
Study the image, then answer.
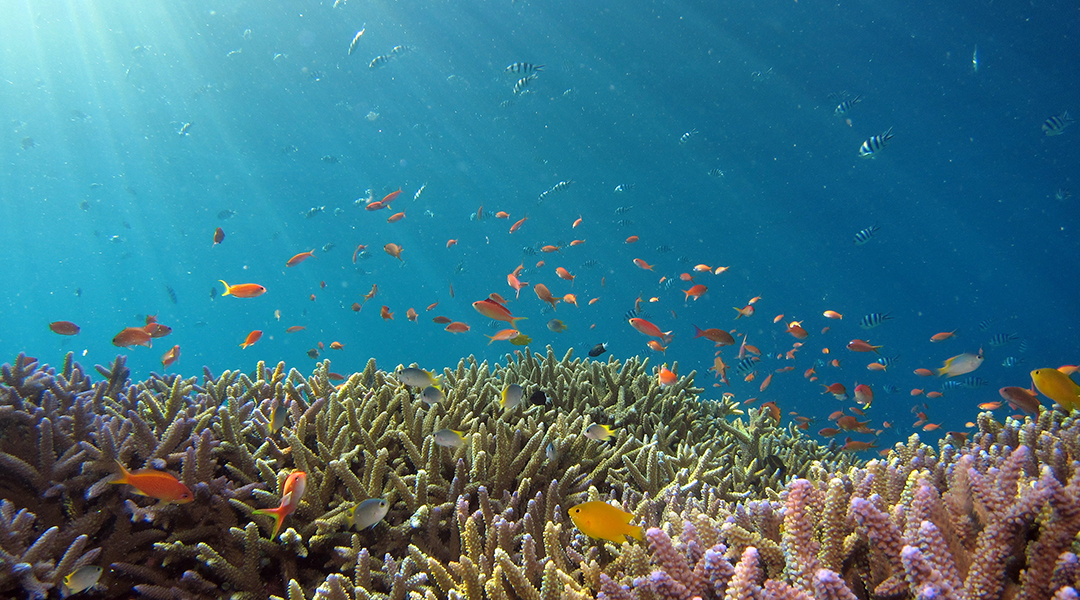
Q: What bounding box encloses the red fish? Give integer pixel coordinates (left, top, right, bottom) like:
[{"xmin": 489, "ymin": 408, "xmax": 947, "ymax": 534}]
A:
[
  {"xmin": 821, "ymin": 382, "xmax": 848, "ymax": 400},
  {"xmin": 380, "ymin": 188, "xmax": 403, "ymax": 205},
  {"xmin": 509, "ymin": 215, "xmax": 529, "ymax": 233},
  {"xmin": 657, "ymin": 365, "xmax": 677, "ymax": 387},
  {"xmin": 49, "ymin": 321, "xmax": 80, "ymax": 335},
  {"xmin": 253, "ymin": 471, "xmax": 307, "ymax": 538},
  {"xmin": 853, "ymin": 384, "xmax": 873, "ymax": 406},
  {"xmin": 625, "ymin": 236, "xmax": 639, "ymax": 244},
  {"xmin": 555, "ymin": 267, "xmax": 575, "ymax": 284},
  {"xmin": 692, "ymin": 325, "xmax": 735, "ymax": 346},
  {"xmin": 387, "ymin": 211, "xmax": 406, "ymax": 223},
  {"xmin": 240, "ymin": 330, "xmax": 263, "ymax": 349},
  {"xmin": 113, "ymin": 327, "xmax": 153, "ymax": 348},
  {"xmin": 629, "ymin": 318, "xmax": 673, "ymax": 344},
  {"xmin": 846, "ymin": 339, "xmax": 882, "ymax": 353},
  {"xmin": 286, "ymin": 250, "xmax": 315, "ymax": 267},
  {"xmin": 445, "ymin": 321, "xmax": 470, "ymax": 333},
  {"xmin": 110, "ymin": 460, "xmax": 193, "ymax": 505}
]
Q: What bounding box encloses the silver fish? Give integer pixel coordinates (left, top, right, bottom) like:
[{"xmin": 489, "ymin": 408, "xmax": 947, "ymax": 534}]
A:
[
  {"xmin": 347, "ymin": 498, "xmax": 389, "ymax": 530},
  {"xmin": 348, "ymin": 27, "xmax": 366, "ymax": 56},
  {"xmin": 420, "ymin": 386, "xmax": 445, "ymax": 405},
  {"xmin": 433, "ymin": 428, "xmax": 466, "ymax": 448}
]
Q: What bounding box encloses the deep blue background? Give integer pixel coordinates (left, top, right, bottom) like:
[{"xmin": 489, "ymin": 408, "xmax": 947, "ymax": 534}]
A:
[{"xmin": 1, "ymin": 0, "xmax": 1076, "ymax": 447}]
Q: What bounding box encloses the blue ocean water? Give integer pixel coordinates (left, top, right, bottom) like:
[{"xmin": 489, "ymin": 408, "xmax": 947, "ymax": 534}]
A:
[{"xmin": 1, "ymin": 0, "xmax": 1076, "ymax": 448}]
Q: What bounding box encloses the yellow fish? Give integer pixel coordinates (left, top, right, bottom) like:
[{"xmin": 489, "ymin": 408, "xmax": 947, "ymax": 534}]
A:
[
  {"xmin": 568, "ymin": 501, "xmax": 643, "ymax": 544},
  {"xmin": 510, "ymin": 333, "xmax": 532, "ymax": 346},
  {"xmin": 1031, "ymin": 368, "xmax": 1080, "ymax": 411}
]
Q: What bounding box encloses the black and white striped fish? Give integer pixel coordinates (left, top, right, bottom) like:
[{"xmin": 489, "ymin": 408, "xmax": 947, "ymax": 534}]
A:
[
  {"xmin": 655, "ymin": 245, "xmax": 674, "ymax": 253},
  {"xmin": 1018, "ymin": 340, "xmax": 1029, "ymax": 353},
  {"xmin": 859, "ymin": 312, "xmax": 893, "ymax": 329},
  {"xmin": 977, "ymin": 318, "xmax": 995, "ymax": 331},
  {"xmin": 853, "ymin": 224, "xmax": 880, "ymax": 245},
  {"xmin": 615, "ymin": 206, "xmax": 633, "ymax": 214},
  {"xmin": 369, "ymin": 54, "xmax": 392, "ymax": 68},
  {"xmin": 735, "ymin": 357, "xmax": 760, "ymax": 375},
  {"xmin": 875, "ymin": 354, "xmax": 900, "ymax": 367},
  {"xmin": 942, "ymin": 376, "xmax": 988, "ymax": 389},
  {"xmin": 988, "ymin": 332, "xmax": 1018, "ymax": 347},
  {"xmin": 707, "ymin": 168, "xmax": 726, "ymax": 177},
  {"xmin": 1002, "ymin": 356, "xmax": 1024, "ymax": 367},
  {"xmin": 834, "ymin": 95, "xmax": 862, "ymax": 116},
  {"xmin": 513, "ymin": 74, "xmax": 537, "ymax": 95},
  {"xmin": 1042, "ymin": 111, "xmax": 1074, "ymax": 136},
  {"xmin": 506, "ymin": 62, "xmax": 543, "ymax": 74},
  {"xmin": 616, "ymin": 219, "xmax": 634, "ymax": 227},
  {"xmin": 580, "ymin": 259, "xmax": 599, "ymax": 269},
  {"xmin": 858, "ymin": 127, "xmax": 894, "ymax": 158},
  {"xmin": 614, "ymin": 184, "xmax": 634, "ymax": 193},
  {"xmin": 679, "ymin": 129, "xmax": 698, "ymax": 144}
]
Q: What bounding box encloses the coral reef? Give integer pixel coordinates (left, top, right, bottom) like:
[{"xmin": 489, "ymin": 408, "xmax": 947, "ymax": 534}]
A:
[{"xmin": 4, "ymin": 348, "xmax": 1080, "ymax": 600}]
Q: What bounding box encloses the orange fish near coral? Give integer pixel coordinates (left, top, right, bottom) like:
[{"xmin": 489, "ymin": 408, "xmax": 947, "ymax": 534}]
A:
[
  {"xmin": 219, "ymin": 280, "xmax": 267, "ymax": 298},
  {"xmin": 110, "ymin": 460, "xmax": 193, "ymax": 505},
  {"xmin": 629, "ymin": 318, "xmax": 673, "ymax": 344},
  {"xmin": 286, "ymin": 250, "xmax": 315, "ymax": 267},
  {"xmin": 161, "ymin": 345, "xmax": 180, "ymax": 370},
  {"xmin": 253, "ymin": 471, "xmax": 307, "ymax": 539},
  {"xmin": 568, "ymin": 501, "xmax": 643, "ymax": 544},
  {"xmin": 113, "ymin": 327, "xmax": 153, "ymax": 348},
  {"xmin": 239, "ymin": 330, "xmax": 263, "ymax": 349},
  {"xmin": 49, "ymin": 321, "xmax": 80, "ymax": 335}
]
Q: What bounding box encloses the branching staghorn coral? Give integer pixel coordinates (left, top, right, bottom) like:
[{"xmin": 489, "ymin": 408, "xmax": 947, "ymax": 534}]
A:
[{"xmin": 11, "ymin": 350, "xmax": 1080, "ymax": 600}]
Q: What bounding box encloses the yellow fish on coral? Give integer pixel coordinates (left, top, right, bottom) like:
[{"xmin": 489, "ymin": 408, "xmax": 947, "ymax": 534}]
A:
[
  {"xmin": 1031, "ymin": 368, "xmax": 1080, "ymax": 411},
  {"xmin": 568, "ymin": 501, "xmax": 643, "ymax": 544}
]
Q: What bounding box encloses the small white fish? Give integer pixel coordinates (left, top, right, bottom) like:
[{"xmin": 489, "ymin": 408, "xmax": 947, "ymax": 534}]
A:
[
  {"xmin": 347, "ymin": 498, "xmax": 389, "ymax": 530},
  {"xmin": 937, "ymin": 349, "xmax": 984, "ymax": 378},
  {"xmin": 501, "ymin": 383, "xmax": 524, "ymax": 409},
  {"xmin": 545, "ymin": 441, "xmax": 558, "ymax": 462},
  {"xmin": 584, "ymin": 423, "xmax": 614, "ymax": 441},
  {"xmin": 420, "ymin": 386, "xmax": 444, "ymax": 405},
  {"xmin": 62, "ymin": 565, "xmax": 104, "ymax": 597},
  {"xmin": 433, "ymin": 428, "xmax": 466, "ymax": 448},
  {"xmin": 397, "ymin": 367, "xmax": 440, "ymax": 389},
  {"xmin": 348, "ymin": 27, "xmax": 366, "ymax": 56}
]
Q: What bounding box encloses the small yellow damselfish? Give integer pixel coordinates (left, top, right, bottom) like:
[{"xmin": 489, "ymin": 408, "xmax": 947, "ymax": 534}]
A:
[{"xmin": 568, "ymin": 501, "xmax": 643, "ymax": 544}]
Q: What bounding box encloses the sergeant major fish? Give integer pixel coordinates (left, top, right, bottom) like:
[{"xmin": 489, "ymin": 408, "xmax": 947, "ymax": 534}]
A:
[{"xmin": 858, "ymin": 127, "xmax": 894, "ymax": 157}]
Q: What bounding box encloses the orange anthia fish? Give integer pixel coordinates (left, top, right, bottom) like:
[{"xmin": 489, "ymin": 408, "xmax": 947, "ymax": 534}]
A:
[
  {"xmin": 486, "ymin": 328, "xmax": 520, "ymax": 344},
  {"xmin": 572, "ymin": 216, "xmax": 582, "ymax": 228},
  {"xmin": 509, "ymin": 215, "xmax": 529, "ymax": 233},
  {"xmin": 648, "ymin": 340, "xmax": 667, "ymax": 353},
  {"xmin": 473, "ymin": 299, "xmax": 527, "ymax": 326},
  {"xmin": 445, "ymin": 321, "xmax": 470, "ymax": 333},
  {"xmin": 381, "ymin": 306, "xmax": 394, "ymax": 320},
  {"xmin": 113, "ymin": 327, "xmax": 153, "ymax": 348},
  {"xmin": 542, "ymin": 245, "xmax": 562, "ymax": 253},
  {"xmin": 733, "ymin": 305, "xmax": 754, "ymax": 319},
  {"xmin": 625, "ymin": 235, "xmax": 639, "ymax": 244},
  {"xmin": 49, "ymin": 321, "xmax": 81, "ymax": 335},
  {"xmin": 534, "ymin": 284, "xmax": 560, "ymax": 311},
  {"xmin": 556, "ymin": 267, "xmax": 575, "ymax": 284},
  {"xmin": 110, "ymin": 460, "xmax": 193, "ymax": 505},
  {"xmin": 633, "ymin": 258, "xmax": 654, "ymax": 270},
  {"xmin": 507, "ymin": 271, "xmax": 530, "ymax": 299},
  {"xmin": 629, "ymin": 318, "xmax": 673, "ymax": 344},
  {"xmin": 365, "ymin": 200, "xmax": 385, "ymax": 211},
  {"xmin": 352, "ymin": 244, "xmax": 367, "ymax": 263},
  {"xmin": 759, "ymin": 373, "xmax": 774, "ymax": 392},
  {"xmin": 432, "ymin": 316, "xmax": 452, "ymax": 324},
  {"xmin": 380, "ymin": 188, "xmax": 403, "ymax": 205},
  {"xmin": 822, "ymin": 310, "xmax": 843, "ymax": 320},
  {"xmin": 562, "ymin": 294, "xmax": 578, "ymax": 307},
  {"xmin": 286, "ymin": 250, "xmax": 315, "ymax": 267},
  {"xmin": 930, "ymin": 330, "xmax": 957, "ymax": 342},
  {"xmin": 570, "ymin": 239, "xmax": 585, "ymax": 246},
  {"xmin": 219, "ymin": 280, "xmax": 267, "ymax": 298},
  {"xmin": 588, "ymin": 297, "xmax": 600, "ymax": 305},
  {"xmin": 496, "ymin": 211, "xmax": 510, "ymax": 219},
  {"xmin": 489, "ymin": 293, "xmax": 510, "ymax": 304},
  {"xmin": 692, "ymin": 325, "xmax": 735, "ymax": 346},
  {"xmin": 240, "ymin": 330, "xmax": 263, "ymax": 349},
  {"xmin": 406, "ymin": 308, "xmax": 418, "ymax": 322},
  {"xmin": 254, "ymin": 471, "xmax": 307, "ymax": 538},
  {"xmin": 329, "ymin": 341, "xmax": 344, "ymax": 349},
  {"xmin": 426, "ymin": 302, "xmax": 439, "ymax": 311},
  {"xmin": 786, "ymin": 321, "xmax": 808, "ymax": 339},
  {"xmin": 161, "ymin": 345, "xmax": 180, "ymax": 370},
  {"xmin": 846, "ymin": 339, "xmax": 882, "ymax": 353},
  {"xmin": 286, "ymin": 326, "xmax": 306, "ymax": 333},
  {"xmin": 446, "ymin": 239, "xmax": 458, "ymax": 249},
  {"xmin": 682, "ymin": 284, "xmax": 707, "ymax": 302},
  {"xmin": 658, "ymin": 364, "xmax": 677, "ymax": 386},
  {"xmin": 387, "ymin": 211, "xmax": 406, "ymax": 223},
  {"xmin": 384, "ymin": 243, "xmax": 404, "ymax": 261}
]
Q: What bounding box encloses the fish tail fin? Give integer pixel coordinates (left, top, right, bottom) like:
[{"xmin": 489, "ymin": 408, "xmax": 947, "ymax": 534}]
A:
[
  {"xmin": 510, "ymin": 316, "xmax": 529, "ymax": 327},
  {"xmin": 253, "ymin": 506, "xmax": 287, "ymax": 538},
  {"xmin": 218, "ymin": 280, "xmax": 232, "ymax": 296},
  {"xmin": 662, "ymin": 331, "xmax": 673, "ymax": 345},
  {"xmin": 627, "ymin": 525, "xmax": 644, "ymax": 541},
  {"xmin": 693, "ymin": 325, "xmax": 705, "ymax": 338},
  {"xmin": 110, "ymin": 460, "xmax": 131, "ymax": 485}
]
